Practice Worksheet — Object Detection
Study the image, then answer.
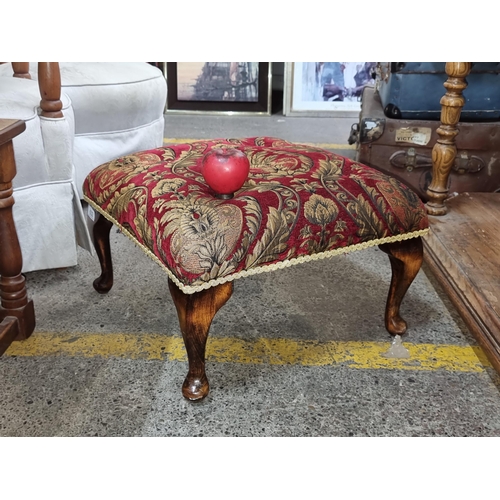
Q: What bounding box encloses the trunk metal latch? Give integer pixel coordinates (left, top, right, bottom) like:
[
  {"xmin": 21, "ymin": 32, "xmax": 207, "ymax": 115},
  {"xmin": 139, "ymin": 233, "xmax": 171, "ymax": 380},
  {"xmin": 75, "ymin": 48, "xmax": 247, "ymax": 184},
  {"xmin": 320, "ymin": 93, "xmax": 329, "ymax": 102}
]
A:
[{"xmin": 453, "ymin": 151, "xmax": 484, "ymax": 174}]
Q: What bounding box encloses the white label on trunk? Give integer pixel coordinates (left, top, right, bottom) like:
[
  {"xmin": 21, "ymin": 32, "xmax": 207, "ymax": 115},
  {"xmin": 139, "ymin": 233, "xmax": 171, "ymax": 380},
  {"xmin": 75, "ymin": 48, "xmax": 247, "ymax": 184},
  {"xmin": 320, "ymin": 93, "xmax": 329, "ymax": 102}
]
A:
[
  {"xmin": 395, "ymin": 127, "xmax": 432, "ymax": 146},
  {"xmin": 88, "ymin": 205, "xmax": 96, "ymax": 222}
]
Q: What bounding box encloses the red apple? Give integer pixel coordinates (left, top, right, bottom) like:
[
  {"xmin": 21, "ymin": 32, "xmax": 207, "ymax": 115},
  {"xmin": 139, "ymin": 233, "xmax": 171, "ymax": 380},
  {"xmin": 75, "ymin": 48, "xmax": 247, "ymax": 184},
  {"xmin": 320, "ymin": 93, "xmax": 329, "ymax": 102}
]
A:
[{"xmin": 202, "ymin": 148, "xmax": 250, "ymax": 198}]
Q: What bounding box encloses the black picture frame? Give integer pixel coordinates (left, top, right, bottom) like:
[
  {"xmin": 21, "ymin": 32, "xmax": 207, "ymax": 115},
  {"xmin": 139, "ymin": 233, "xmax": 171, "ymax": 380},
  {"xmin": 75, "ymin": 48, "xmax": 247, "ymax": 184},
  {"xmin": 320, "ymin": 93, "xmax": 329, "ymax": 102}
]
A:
[{"xmin": 166, "ymin": 62, "xmax": 272, "ymax": 115}]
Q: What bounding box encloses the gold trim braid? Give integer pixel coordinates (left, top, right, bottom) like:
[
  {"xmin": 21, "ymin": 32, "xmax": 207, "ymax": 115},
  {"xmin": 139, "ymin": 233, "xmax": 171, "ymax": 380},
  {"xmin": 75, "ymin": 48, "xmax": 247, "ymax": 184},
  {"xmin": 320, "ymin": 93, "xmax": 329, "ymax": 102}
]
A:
[{"xmin": 84, "ymin": 196, "xmax": 430, "ymax": 295}]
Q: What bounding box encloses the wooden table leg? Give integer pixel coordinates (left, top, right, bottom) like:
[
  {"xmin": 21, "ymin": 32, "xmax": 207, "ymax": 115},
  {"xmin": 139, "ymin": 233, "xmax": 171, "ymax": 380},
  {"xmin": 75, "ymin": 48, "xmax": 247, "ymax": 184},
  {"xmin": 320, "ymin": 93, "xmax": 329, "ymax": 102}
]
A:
[
  {"xmin": 168, "ymin": 279, "xmax": 233, "ymax": 401},
  {"xmin": 425, "ymin": 62, "xmax": 472, "ymax": 215},
  {"xmin": 0, "ymin": 119, "xmax": 35, "ymax": 347}
]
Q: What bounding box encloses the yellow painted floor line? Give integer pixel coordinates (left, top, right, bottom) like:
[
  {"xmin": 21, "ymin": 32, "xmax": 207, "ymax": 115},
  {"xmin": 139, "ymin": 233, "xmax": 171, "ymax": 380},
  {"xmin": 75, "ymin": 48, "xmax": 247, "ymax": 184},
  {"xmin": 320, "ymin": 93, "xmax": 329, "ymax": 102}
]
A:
[
  {"xmin": 163, "ymin": 138, "xmax": 357, "ymax": 150},
  {"xmin": 4, "ymin": 332, "xmax": 490, "ymax": 373}
]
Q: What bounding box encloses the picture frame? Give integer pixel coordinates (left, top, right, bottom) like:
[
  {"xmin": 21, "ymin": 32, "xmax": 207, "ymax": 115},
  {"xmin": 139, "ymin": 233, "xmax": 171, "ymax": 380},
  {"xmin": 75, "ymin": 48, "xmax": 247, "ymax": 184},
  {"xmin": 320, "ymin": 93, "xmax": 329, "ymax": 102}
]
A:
[
  {"xmin": 165, "ymin": 62, "xmax": 272, "ymax": 115},
  {"xmin": 283, "ymin": 62, "xmax": 376, "ymax": 117}
]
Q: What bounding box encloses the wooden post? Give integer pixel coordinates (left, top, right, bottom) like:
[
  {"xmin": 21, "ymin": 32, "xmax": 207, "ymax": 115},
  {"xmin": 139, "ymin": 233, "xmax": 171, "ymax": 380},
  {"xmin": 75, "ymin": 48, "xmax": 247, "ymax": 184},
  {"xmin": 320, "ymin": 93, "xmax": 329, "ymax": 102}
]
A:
[
  {"xmin": 38, "ymin": 62, "xmax": 63, "ymax": 118},
  {"xmin": 11, "ymin": 62, "xmax": 31, "ymax": 79},
  {"xmin": 425, "ymin": 62, "xmax": 472, "ymax": 215},
  {"xmin": 0, "ymin": 119, "xmax": 35, "ymax": 351}
]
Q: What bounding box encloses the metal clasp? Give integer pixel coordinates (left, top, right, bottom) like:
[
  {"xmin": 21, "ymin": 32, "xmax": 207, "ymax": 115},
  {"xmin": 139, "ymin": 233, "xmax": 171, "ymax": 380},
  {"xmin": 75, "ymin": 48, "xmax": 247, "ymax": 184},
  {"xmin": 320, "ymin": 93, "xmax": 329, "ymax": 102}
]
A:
[
  {"xmin": 452, "ymin": 151, "xmax": 485, "ymax": 174},
  {"xmin": 455, "ymin": 151, "xmax": 469, "ymax": 174},
  {"xmin": 406, "ymin": 148, "xmax": 416, "ymax": 171}
]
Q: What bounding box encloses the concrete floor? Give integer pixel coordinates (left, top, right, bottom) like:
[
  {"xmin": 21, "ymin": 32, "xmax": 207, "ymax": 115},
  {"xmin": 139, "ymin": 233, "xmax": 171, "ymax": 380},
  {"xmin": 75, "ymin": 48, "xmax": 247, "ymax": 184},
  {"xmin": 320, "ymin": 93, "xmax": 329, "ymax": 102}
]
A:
[{"xmin": 2, "ymin": 103, "xmax": 500, "ymax": 437}]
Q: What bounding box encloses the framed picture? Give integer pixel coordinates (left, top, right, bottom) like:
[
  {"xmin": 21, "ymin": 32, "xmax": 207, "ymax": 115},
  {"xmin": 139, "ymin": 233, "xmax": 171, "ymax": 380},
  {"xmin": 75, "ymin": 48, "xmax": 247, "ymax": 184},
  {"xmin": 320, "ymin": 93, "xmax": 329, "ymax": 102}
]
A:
[
  {"xmin": 283, "ymin": 62, "xmax": 376, "ymax": 117},
  {"xmin": 165, "ymin": 62, "xmax": 272, "ymax": 115}
]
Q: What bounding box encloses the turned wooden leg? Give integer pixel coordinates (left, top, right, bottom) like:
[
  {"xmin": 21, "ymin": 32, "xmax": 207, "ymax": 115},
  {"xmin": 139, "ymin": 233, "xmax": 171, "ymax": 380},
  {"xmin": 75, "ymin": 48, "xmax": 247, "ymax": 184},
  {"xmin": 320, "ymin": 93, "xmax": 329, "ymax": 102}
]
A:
[
  {"xmin": 12, "ymin": 62, "xmax": 31, "ymax": 79},
  {"xmin": 425, "ymin": 62, "xmax": 471, "ymax": 215},
  {"xmin": 93, "ymin": 214, "xmax": 114, "ymax": 294},
  {"xmin": 379, "ymin": 237, "xmax": 423, "ymax": 336},
  {"xmin": 168, "ymin": 279, "xmax": 233, "ymax": 401},
  {"xmin": 38, "ymin": 63, "xmax": 63, "ymax": 119},
  {"xmin": 0, "ymin": 120, "xmax": 35, "ymax": 344}
]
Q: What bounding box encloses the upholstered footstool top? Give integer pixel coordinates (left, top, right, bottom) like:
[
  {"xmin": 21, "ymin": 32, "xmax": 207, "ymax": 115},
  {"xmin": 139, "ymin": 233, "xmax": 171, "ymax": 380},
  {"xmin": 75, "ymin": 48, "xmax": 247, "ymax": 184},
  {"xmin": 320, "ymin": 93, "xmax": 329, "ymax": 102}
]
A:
[{"xmin": 83, "ymin": 137, "xmax": 429, "ymax": 294}]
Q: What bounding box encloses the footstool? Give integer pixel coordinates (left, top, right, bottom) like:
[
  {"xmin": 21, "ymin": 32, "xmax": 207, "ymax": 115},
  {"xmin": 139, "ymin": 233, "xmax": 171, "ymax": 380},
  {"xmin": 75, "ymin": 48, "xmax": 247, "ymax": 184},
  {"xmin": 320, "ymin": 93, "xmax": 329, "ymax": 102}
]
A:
[{"xmin": 83, "ymin": 137, "xmax": 429, "ymax": 401}]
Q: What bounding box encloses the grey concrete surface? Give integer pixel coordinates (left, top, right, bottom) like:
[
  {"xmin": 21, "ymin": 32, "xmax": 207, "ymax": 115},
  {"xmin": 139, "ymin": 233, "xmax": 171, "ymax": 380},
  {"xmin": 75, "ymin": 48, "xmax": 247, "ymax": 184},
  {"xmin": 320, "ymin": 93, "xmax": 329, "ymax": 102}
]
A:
[
  {"xmin": 1, "ymin": 111, "xmax": 500, "ymax": 437},
  {"xmin": 163, "ymin": 101, "xmax": 358, "ymax": 160}
]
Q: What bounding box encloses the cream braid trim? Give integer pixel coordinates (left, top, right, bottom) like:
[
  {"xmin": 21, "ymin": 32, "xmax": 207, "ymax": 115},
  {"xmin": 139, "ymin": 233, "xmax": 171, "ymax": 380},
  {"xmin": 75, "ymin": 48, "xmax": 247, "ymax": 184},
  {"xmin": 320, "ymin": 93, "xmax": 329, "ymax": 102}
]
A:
[{"xmin": 84, "ymin": 196, "xmax": 430, "ymax": 295}]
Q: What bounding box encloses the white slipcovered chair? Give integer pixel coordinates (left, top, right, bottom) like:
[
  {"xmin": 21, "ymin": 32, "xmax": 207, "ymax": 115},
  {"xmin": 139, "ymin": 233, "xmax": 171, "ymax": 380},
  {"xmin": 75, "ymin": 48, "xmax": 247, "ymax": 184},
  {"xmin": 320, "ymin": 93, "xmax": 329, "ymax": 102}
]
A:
[{"xmin": 0, "ymin": 62, "xmax": 167, "ymax": 273}]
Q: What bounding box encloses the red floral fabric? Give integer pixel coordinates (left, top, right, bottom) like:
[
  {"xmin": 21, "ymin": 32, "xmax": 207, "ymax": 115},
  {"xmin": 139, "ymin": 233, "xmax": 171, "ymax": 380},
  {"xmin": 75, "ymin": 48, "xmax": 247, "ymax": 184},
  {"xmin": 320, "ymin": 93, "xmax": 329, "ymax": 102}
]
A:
[{"xmin": 83, "ymin": 137, "xmax": 429, "ymax": 292}]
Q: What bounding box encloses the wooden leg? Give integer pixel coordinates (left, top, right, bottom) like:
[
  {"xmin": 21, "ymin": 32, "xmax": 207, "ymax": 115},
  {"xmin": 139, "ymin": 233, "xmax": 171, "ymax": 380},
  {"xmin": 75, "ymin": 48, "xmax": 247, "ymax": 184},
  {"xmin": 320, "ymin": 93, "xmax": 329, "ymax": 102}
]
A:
[
  {"xmin": 0, "ymin": 120, "xmax": 35, "ymax": 342},
  {"xmin": 379, "ymin": 237, "xmax": 423, "ymax": 336},
  {"xmin": 93, "ymin": 214, "xmax": 114, "ymax": 294},
  {"xmin": 168, "ymin": 279, "xmax": 233, "ymax": 401},
  {"xmin": 0, "ymin": 317, "xmax": 20, "ymax": 356},
  {"xmin": 425, "ymin": 62, "xmax": 471, "ymax": 215}
]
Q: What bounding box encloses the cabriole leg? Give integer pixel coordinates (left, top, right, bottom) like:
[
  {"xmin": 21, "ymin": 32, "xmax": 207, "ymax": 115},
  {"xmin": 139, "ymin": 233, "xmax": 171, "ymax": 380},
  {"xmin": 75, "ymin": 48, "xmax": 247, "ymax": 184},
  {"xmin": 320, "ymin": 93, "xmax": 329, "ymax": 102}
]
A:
[
  {"xmin": 379, "ymin": 237, "xmax": 424, "ymax": 336},
  {"xmin": 93, "ymin": 214, "xmax": 114, "ymax": 294},
  {"xmin": 168, "ymin": 279, "xmax": 233, "ymax": 401}
]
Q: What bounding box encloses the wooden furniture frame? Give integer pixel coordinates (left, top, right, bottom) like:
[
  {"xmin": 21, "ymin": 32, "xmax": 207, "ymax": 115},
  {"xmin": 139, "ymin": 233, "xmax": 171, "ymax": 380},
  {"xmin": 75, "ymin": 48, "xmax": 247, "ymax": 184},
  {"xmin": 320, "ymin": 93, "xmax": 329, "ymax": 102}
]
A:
[
  {"xmin": 0, "ymin": 119, "xmax": 35, "ymax": 355},
  {"xmin": 0, "ymin": 62, "xmax": 59, "ymax": 353},
  {"xmin": 425, "ymin": 62, "xmax": 472, "ymax": 216},
  {"xmin": 424, "ymin": 62, "xmax": 500, "ymax": 374},
  {"xmin": 8, "ymin": 62, "xmax": 63, "ymax": 118}
]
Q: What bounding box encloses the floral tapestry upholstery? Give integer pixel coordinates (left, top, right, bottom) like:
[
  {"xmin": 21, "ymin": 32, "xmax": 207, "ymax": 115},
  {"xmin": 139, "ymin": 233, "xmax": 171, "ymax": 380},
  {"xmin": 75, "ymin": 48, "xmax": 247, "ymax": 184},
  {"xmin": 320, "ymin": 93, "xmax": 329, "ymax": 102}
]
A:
[{"xmin": 83, "ymin": 137, "xmax": 429, "ymax": 294}]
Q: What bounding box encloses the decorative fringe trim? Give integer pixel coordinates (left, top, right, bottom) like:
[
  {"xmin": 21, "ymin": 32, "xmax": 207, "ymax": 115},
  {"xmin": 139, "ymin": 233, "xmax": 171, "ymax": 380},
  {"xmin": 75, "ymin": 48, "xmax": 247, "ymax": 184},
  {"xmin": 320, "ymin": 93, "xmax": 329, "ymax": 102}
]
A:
[{"xmin": 84, "ymin": 196, "xmax": 430, "ymax": 295}]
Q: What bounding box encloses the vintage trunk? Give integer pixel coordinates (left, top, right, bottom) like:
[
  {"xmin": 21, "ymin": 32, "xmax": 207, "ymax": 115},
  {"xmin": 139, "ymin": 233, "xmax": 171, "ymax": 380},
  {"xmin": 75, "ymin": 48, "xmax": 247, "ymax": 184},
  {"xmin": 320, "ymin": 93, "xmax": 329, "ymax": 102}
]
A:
[
  {"xmin": 376, "ymin": 62, "xmax": 500, "ymax": 121},
  {"xmin": 350, "ymin": 86, "xmax": 500, "ymax": 201}
]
